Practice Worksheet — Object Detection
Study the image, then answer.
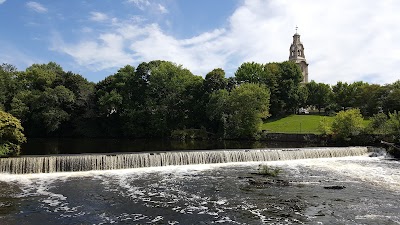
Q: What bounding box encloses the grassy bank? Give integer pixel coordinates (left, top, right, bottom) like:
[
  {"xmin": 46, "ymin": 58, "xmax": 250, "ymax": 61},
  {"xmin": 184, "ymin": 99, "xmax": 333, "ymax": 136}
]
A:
[{"xmin": 262, "ymin": 115, "xmax": 370, "ymax": 134}]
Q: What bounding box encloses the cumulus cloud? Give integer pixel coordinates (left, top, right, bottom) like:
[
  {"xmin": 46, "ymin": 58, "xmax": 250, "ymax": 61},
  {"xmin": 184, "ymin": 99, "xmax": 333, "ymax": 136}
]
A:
[
  {"xmin": 89, "ymin": 12, "xmax": 109, "ymax": 22},
  {"xmin": 53, "ymin": 0, "xmax": 400, "ymax": 84},
  {"xmin": 26, "ymin": 1, "xmax": 47, "ymax": 13}
]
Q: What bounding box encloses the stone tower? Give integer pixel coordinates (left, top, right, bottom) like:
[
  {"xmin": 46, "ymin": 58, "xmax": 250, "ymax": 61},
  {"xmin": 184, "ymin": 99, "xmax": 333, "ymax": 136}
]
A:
[{"xmin": 289, "ymin": 27, "xmax": 308, "ymax": 83}]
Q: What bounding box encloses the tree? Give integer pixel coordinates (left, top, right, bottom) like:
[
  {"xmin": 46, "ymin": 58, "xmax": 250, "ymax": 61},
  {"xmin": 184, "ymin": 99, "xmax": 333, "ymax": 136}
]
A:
[
  {"xmin": 383, "ymin": 80, "xmax": 400, "ymax": 114},
  {"xmin": 331, "ymin": 108, "xmax": 365, "ymax": 140},
  {"xmin": 227, "ymin": 83, "xmax": 271, "ymax": 138},
  {"xmin": 353, "ymin": 83, "xmax": 383, "ymax": 116},
  {"xmin": 204, "ymin": 68, "xmax": 227, "ymax": 93},
  {"xmin": 367, "ymin": 113, "xmax": 388, "ymax": 135},
  {"xmin": 23, "ymin": 62, "xmax": 63, "ymax": 91},
  {"xmin": 7, "ymin": 63, "xmax": 81, "ymax": 136},
  {"xmin": 332, "ymin": 81, "xmax": 365, "ymax": 110},
  {"xmin": 234, "ymin": 61, "xmax": 303, "ymax": 117},
  {"xmin": 277, "ymin": 61, "xmax": 303, "ymax": 115},
  {"xmin": 207, "ymin": 83, "xmax": 270, "ymax": 139},
  {"xmin": 306, "ymin": 81, "xmax": 332, "ymax": 113},
  {"xmin": 386, "ymin": 111, "xmax": 400, "ymax": 142},
  {"xmin": 0, "ymin": 64, "xmax": 18, "ymax": 111},
  {"xmin": 144, "ymin": 61, "xmax": 202, "ymax": 136},
  {"xmin": 0, "ymin": 110, "xmax": 26, "ymax": 157},
  {"xmin": 235, "ymin": 62, "xmax": 266, "ymax": 84}
]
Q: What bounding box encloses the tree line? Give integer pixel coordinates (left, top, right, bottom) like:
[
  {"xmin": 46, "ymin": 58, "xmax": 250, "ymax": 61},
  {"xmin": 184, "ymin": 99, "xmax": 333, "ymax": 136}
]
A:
[{"xmin": 1, "ymin": 60, "xmax": 400, "ymax": 141}]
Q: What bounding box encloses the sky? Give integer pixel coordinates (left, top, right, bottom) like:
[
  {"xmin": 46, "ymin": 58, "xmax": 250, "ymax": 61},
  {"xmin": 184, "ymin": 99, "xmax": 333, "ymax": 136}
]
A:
[{"xmin": 0, "ymin": 0, "xmax": 399, "ymax": 85}]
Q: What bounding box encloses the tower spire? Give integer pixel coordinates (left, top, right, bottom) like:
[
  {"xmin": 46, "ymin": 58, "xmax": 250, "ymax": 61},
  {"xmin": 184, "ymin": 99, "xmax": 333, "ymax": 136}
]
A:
[{"xmin": 289, "ymin": 28, "xmax": 309, "ymax": 83}]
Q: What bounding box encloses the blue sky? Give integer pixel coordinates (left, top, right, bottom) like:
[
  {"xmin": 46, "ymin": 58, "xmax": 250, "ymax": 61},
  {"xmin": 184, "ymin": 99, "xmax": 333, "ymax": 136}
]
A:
[{"xmin": 0, "ymin": 0, "xmax": 399, "ymax": 85}]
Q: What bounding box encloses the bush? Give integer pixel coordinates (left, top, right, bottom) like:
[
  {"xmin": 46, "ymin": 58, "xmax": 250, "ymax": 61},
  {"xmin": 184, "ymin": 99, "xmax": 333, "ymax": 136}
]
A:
[
  {"xmin": 385, "ymin": 111, "xmax": 400, "ymax": 142},
  {"xmin": 0, "ymin": 110, "xmax": 26, "ymax": 157},
  {"xmin": 367, "ymin": 113, "xmax": 388, "ymax": 135},
  {"xmin": 331, "ymin": 108, "xmax": 365, "ymax": 140},
  {"xmin": 319, "ymin": 117, "xmax": 333, "ymax": 135}
]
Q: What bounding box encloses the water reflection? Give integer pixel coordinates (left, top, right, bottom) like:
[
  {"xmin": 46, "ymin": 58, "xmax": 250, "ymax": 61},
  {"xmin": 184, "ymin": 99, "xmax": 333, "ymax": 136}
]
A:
[{"xmin": 21, "ymin": 138, "xmax": 320, "ymax": 155}]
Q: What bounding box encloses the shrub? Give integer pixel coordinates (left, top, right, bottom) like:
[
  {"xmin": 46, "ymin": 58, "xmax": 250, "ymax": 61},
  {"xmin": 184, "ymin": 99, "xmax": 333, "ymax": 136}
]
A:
[
  {"xmin": 0, "ymin": 110, "xmax": 26, "ymax": 157},
  {"xmin": 319, "ymin": 117, "xmax": 333, "ymax": 135},
  {"xmin": 331, "ymin": 108, "xmax": 364, "ymax": 140},
  {"xmin": 367, "ymin": 113, "xmax": 388, "ymax": 135},
  {"xmin": 386, "ymin": 111, "xmax": 400, "ymax": 142}
]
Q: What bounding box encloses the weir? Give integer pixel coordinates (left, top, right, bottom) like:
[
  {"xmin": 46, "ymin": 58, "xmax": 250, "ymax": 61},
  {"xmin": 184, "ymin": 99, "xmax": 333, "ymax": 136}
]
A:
[{"xmin": 0, "ymin": 147, "xmax": 369, "ymax": 174}]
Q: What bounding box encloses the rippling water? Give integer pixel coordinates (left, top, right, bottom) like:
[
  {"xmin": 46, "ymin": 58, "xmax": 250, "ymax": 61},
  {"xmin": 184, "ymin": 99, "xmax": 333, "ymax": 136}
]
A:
[{"xmin": 0, "ymin": 156, "xmax": 399, "ymax": 224}]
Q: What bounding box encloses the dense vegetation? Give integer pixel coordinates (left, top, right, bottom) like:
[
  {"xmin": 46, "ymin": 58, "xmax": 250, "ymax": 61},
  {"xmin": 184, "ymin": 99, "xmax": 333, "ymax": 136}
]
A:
[
  {"xmin": 1, "ymin": 61, "xmax": 400, "ymax": 143},
  {"xmin": 0, "ymin": 110, "xmax": 26, "ymax": 156}
]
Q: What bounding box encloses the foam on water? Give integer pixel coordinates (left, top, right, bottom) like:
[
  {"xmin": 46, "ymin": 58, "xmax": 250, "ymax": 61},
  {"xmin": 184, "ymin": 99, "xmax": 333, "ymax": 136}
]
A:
[
  {"xmin": 0, "ymin": 147, "xmax": 369, "ymax": 174},
  {"xmin": 1, "ymin": 154, "xmax": 399, "ymax": 224}
]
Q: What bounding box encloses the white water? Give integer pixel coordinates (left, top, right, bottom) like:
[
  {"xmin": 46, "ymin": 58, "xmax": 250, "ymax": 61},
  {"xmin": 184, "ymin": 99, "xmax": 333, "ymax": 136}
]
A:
[
  {"xmin": 0, "ymin": 147, "xmax": 369, "ymax": 174},
  {"xmin": 0, "ymin": 155, "xmax": 399, "ymax": 224}
]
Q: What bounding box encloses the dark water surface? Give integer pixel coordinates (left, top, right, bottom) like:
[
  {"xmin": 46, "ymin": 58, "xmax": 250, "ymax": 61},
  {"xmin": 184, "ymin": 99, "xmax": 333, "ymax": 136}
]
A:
[
  {"xmin": 0, "ymin": 156, "xmax": 399, "ymax": 224},
  {"xmin": 21, "ymin": 138, "xmax": 318, "ymax": 155}
]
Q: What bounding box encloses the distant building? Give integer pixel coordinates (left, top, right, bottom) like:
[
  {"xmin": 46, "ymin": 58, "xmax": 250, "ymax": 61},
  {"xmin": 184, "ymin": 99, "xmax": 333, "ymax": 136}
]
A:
[{"xmin": 289, "ymin": 27, "xmax": 309, "ymax": 83}]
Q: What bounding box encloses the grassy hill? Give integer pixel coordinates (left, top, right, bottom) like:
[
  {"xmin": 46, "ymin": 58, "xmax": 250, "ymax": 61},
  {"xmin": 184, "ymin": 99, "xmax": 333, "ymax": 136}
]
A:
[{"xmin": 262, "ymin": 115, "xmax": 370, "ymax": 134}]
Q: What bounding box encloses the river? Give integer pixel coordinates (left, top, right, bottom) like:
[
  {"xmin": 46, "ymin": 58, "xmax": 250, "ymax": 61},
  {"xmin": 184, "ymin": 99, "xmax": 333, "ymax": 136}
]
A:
[
  {"xmin": 20, "ymin": 138, "xmax": 319, "ymax": 155},
  {"xmin": 0, "ymin": 154, "xmax": 399, "ymax": 224}
]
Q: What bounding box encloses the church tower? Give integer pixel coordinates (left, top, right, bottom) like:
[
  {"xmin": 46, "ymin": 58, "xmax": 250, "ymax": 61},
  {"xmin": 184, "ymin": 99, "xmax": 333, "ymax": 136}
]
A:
[{"xmin": 289, "ymin": 27, "xmax": 308, "ymax": 83}]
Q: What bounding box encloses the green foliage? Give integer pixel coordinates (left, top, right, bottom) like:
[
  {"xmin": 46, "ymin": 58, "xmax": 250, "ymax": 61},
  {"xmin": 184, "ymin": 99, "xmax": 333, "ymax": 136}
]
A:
[
  {"xmin": 386, "ymin": 111, "xmax": 400, "ymax": 142},
  {"xmin": 0, "ymin": 110, "xmax": 26, "ymax": 157},
  {"xmin": 2, "ymin": 60, "xmax": 400, "ymax": 141},
  {"xmin": 234, "ymin": 61, "xmax": 303, "ymax": 117},
  {"xmin": 306, "ymin": 81, "xmax": 332, "ymax": 113},
  {"xmin": 208, "ymin": 83, "xmax": 270, "ymax": 139},
  {"xmin": 319, "ymin": 117, "xmax": 333, "ymax": 135},
  {"xmin": 258, "ymin": 165, "xmax": 281, "ymax": 177},
  {"xmin": 383, "ymin": 81, "xmax": 400, "ymax": 114},
  {"xmin": 204, "ymin": 68, "xmax": 227, "ymax": 93},
  {"xmin": 367, "ymin": 113, "xmax": 388, "ymax": 135},
  {"xmin": 235, "ymin": 62, "xmax": 266, "ymax": 84},
  {"xmin": 227, "ymin": 83, "xmax": 270, "ymax": 138},
  {"xmin": 331, "ymin": 109, "xmax": 365, "ymax": 140}
]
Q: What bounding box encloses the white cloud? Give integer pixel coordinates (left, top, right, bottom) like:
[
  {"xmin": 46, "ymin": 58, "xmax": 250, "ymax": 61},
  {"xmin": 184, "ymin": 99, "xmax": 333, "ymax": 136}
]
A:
[
  {"xmin": 89, "ymin": 12, "xmax": 109, "ymax": 22},
  {"xmin": 53, "ymin": 0, "xmax": 400, "ymax": 85},
  {"xmin": 157, "ymin": 4, "xmax": 168, "ymax": 14},
  {"xmin": 26, "ymin": 1, "xmax": 48, "ymax": 13},
  {"xmin": 0, "ymin": 0, "xmax": 6, "ymax": 5},
  {"xmin": 127, "ymin": 0, "xmax": 168, "ymax": 14},
  {"xmin": 127, "ymin": 0, "xmax": 150, "ymax": 10}
]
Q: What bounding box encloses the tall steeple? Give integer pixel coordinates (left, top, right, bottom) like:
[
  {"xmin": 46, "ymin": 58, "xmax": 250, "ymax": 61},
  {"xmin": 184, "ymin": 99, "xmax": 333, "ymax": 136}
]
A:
[{"xmin": 289, "ymin": 26, "xmax": 309, "ymax": 83}]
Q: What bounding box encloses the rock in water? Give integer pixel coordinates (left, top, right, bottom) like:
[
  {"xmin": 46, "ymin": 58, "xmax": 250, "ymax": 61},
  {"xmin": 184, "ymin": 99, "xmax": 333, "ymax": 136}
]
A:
[{"xmin": 323, "ymin": 185, "xmax": 346, "ymax": 190}]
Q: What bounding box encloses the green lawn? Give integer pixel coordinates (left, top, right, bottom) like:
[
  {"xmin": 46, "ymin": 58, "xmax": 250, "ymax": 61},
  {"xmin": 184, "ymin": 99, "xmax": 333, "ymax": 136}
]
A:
[{"xmin": 262, "ymin": 115, "xmax": 370, "ymax": 134}]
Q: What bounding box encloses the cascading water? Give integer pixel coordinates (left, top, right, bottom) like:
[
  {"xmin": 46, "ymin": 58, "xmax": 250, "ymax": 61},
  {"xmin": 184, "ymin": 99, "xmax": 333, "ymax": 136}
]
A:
[
  {"xmin": 0, "ymin": 147, "xmax": 399, "ymax": 225},
  {"xmin": 0, "ymin": 147, "xmax": 369, "ymax": 174}
]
